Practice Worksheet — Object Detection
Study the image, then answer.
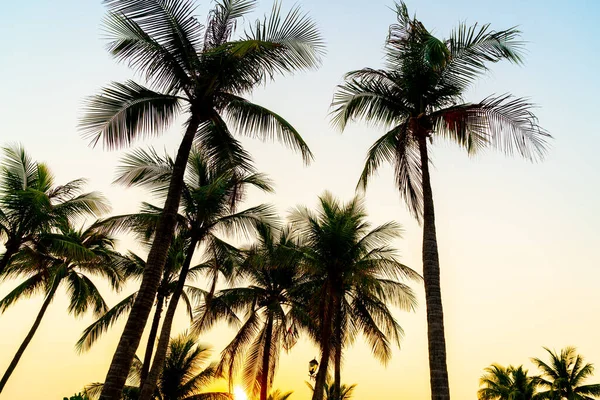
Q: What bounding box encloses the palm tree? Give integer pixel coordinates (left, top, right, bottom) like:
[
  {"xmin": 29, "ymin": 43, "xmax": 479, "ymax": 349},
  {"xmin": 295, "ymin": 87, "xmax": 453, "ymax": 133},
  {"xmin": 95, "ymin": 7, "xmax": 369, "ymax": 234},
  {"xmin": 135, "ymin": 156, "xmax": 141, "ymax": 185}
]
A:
[
  {"xmin": 306, "ymin": 378, "xmax": 357, "ymax": 400},
  {"xmin": 0, "ymin": 223, "xmax": 124, "ymax": 393},
  {"xmin": 107, "ymin": 148, "xmax": 274, "ymax": 400},
  {"xmin": 80, "ymin": 0, "xmax": 323, "ymax": 397},
  {"xmin": 331, "ymin": 3, "xmax": 550, "ymax": 398},
  {"xmin": 268, "ymin": 390, "xmax": 294, "ymax": 400},
  {"xmin": 76, "ymin": 232, "xmax": 205, "ymax": 384},
  {"xmin": 478, "ymin": 364, "xmax": 540, "ymax": 400},
  {"xmin": 531, "ymin": 347, "xmax": 600, "ymax": 399},
  {"xmin": 0, "ymin": 145, "xmax": 108, "ymax": 274},
  {"xmin": 86, "ymin": 332, "xmax": 232, "ymax": 400},
  {"xmin": 196, "ymin": 222, "xmax": 304, "ymax": 400},
  {"xmin": 290, "ymin": 192, "xmax": 420, "ymax": 400}
]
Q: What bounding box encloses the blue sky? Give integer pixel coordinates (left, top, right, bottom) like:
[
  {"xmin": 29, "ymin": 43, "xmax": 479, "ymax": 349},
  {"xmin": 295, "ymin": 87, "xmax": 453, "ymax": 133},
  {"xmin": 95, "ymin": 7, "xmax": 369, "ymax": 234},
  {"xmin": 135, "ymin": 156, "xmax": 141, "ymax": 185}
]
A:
[{"xmin": 1, "ymin": 0, "xmax": 600, "ymax": 399}]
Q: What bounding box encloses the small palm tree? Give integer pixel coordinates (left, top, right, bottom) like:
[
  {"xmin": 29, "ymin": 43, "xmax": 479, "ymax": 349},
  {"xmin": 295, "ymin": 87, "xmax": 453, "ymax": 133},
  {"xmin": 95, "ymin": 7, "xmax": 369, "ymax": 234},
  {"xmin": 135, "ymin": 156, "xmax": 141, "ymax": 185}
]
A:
[
  {"xmin": 268, "ymin": 390, "xmax": 293, "ymax": 400},
  {"xmin": 86, "ymin": 332, "xmax": 231, "ymax": 400},
  {"xmin": 290, "ymin": 192, "xmax": 419, "ymax": 400},
  {"xmin": 331, "ymin": 3, "xmax": 550, "ymax": 398},
  {"xmin": 81, "ymin": 0, "xmax": 323, "ymax": 396},
  {"xmin": 0, "ymin": 223, "xmax": 124, "ymax": 393},
  {"xmin": 108, "ymin": 148, "xmax": 274, "ymax": 399},
  {"xmin": 306, "ymin": 378, "xmax": 356, "ymax": 400},
  {"xmin": 197, "ymin": 222, "xmax": 304, "ymax": 400},
  {"xmin": 531, "ymin": 347, "xmax": 600, "ymax": 399},
  {"xmin": 478, "ymin": 364, "xmax": 540, "ymax": 400},
  {"xmin": 0, "ymin": 144, "xmax": 108, "ymax": 274}
]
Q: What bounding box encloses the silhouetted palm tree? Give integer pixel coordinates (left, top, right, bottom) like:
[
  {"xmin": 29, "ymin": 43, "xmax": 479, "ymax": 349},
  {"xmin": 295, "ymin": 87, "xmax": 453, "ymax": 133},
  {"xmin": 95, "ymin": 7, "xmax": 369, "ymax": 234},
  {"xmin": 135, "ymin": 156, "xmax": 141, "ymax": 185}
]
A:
[
  {"xmin": 80, "ymin": 0, "xmax": 323, "ymax": 396},
  {"xmin": 0, "ymin": 223, "xmax": 124, "ymax": 393},
  {"xmin": 306, "ymin": 378, "xmax": 356, "ymax": 400},
  {"xmin": 331, "ymin": 3, "xmax": 550, "ymax": 398},
  {"xmin": 531, "ymin": 347, "xmax": 600, "ymax": 399},
  {"xmin": 268, "ymin": 390, "xmax": 293, "ymax": 400},
  {"xmin": 290, "ymin": 192, "xmax": 419, "ymax": 400},
  {"xmin": 197, "ymin": 222, "xmax": 304, "ymax": 400},
  {"xmin": 478, "ymin": 364, "xmax": 540, "ymax": 400},
  {"xmin": 108, "ymin": 148, "xmax": 274, "ymax": 399},
  {"xmin": 86, "ymin": 332, "xmax": 231, "ymax": 400},
  {"xmin": 0, "ymin": 145, "xmax": 108, "ymax": 275}
]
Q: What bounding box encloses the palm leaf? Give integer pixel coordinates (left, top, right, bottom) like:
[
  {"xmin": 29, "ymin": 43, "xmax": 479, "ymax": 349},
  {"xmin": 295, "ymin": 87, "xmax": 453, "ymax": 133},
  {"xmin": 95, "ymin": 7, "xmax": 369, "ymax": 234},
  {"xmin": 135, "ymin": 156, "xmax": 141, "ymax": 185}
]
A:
[{"xmin": 80, "ymin": 80, "xmax": 182, "ymax": 149}]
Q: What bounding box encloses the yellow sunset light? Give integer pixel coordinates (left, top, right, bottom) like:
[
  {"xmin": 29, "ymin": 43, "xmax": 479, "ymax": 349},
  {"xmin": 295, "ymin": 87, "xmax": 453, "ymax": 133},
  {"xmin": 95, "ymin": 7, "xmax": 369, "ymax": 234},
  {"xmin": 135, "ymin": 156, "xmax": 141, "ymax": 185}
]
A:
[{"xmin": 233, "ymin": 386, "xmax": 248, "ymax": 400}]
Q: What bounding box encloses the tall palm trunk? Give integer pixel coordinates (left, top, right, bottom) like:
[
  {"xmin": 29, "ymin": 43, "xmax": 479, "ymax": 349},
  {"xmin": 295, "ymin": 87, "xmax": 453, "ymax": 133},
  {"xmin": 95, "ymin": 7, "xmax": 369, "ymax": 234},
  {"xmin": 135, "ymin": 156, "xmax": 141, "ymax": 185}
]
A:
[
  {"xmin": 100, "ymin": 115, "xmax": 202, "ymax": 400},
  {"xmin": 260, "ymin": 313, "xmax": 274, "ymax": 400},
  {"xmin": 0, "ymin": 283, "xmax": 58, "ymax": 393},
  {"xmin": 139, "ymin": 289, "xmax": 166, "ymax": 387},
  {"xmin": 312, "ymin": 291, "xmax": 337, "ymax": 400},
  {"xmin": 418, "ymin": 134, "xmax": 450, "ymax": 400},
  {"xmin": 333, "ymin": 304, "xmax": 342, "ymax": 400},
  {"xmin": 138, "ymin": 235, "xmax": 199, "ymax": 400}
]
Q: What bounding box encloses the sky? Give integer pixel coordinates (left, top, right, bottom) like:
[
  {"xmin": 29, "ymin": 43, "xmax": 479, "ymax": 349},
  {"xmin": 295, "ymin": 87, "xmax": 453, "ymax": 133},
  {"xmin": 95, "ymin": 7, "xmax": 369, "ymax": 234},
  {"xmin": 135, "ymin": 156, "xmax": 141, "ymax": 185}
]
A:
[{"xmin": 1, "ymin": 0, "xmax": 600, "ymax": 399}]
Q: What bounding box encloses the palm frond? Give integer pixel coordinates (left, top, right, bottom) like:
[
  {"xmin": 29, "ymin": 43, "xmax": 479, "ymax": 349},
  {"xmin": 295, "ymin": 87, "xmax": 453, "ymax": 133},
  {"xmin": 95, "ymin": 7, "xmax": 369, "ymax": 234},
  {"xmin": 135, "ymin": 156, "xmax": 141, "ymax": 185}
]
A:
[
  {"xmin": 103, "ymin": 0, "xmax": 204, "ymax": 90},
  {"xmin": 204, "ymin": 0, "xmax": 256, "ymax": 49},
  {"xmin": 114, "ymin": 147, "xmax": 174, "ymax": 191},
  {"xmin": 223, "ymin": 94, "xmax": 313, "ymax": 164},
  {"xmin": 431, "ymin": 94, "xmax": 551, "ymax": 161},
  {"xmin": 76, "ymin": 292, "xmax": 137, "ymax": 352},
  {"xmin": 445, "ymin": 24, "xmax": 524, "ymax": 90},
  {"xmin": 80, "ymin": 80, "xmax": 182, "ymax": 149},
  {"xmin": 0, "ymin": 272, "xmax": 46, "ymax": 313}
]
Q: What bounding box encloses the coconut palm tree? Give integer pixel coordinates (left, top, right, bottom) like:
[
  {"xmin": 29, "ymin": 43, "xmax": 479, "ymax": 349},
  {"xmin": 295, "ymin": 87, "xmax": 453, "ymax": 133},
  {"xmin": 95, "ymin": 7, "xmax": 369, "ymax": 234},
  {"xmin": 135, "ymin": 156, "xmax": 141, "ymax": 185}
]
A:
[
  {"xmin": 196, "ymin": 222, "xmax": 305, "ymax": 400},
  {"xmin": 290, "ymin": 192, "xmax": 420, "ymax": 400},
  {"xmin": 478, "ymin": 364, "xmax": 540, "ymax": 400},
  {"xmin": 531, "ymin": 347, "xmax": 600, "ymax": 399},
  {"xmin": 107, "ymin": 148, "xmax": 274, "ymax": 400},
  {"xmin": 86, "ymin": 332, "xmax": 231, "ymax": 400},
  {"xmin": 76, "ymin": 232, "xmax": 205, "ymax": 385},
  {"xmin": 331, "ymin": 3, "xmax": 550, "ymax": 398},
  {"xmin": 268, "ymin": 390, "xmax": 294, "ymax": 400},
  {"xmin": 0, "ymin": 223, "xmax": 124, "ymax": 393},
  {"xmin": 0, "ymin": 145, "xmax": 108, "ymax": 275},
  {"xmin": 80, "ymin": 0, "xmax": 323, "ymax": 396},
  {"xmin": 306, "ymin": 378, "xmax": 357, "ymax": 400}
]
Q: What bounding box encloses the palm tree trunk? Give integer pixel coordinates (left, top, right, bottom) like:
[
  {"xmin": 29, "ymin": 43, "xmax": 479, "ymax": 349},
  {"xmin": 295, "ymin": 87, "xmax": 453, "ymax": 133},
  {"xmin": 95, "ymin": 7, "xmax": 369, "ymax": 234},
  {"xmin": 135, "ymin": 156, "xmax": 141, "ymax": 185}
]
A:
[
  {"xmin": 312, "ymin": 291, "xmax": 337, "ymax": 400},
  {"xmin": 139, "ymin": 289, "xmax": 166, "ymax": 387},
  {"xmin": 418, "ymin": 135, "xmax": 450, "ymax": 400},
  {"xmin": 138, "ymin": 235, "xmax": 199, "ymax": 400},
  {"xmin": 260, "ymin": 313, "xmax": 274, "ymax": 400},
  {"xmin": 99, "ymin": 115, "xmax": 202, "ymax": 400},
  {"xmin": 333, "ymin": 304, "xmax": 342, "ymax": 400},
  {"xmin": 0, "ymin": 283, "xmax": 58, "ymax": 393}
]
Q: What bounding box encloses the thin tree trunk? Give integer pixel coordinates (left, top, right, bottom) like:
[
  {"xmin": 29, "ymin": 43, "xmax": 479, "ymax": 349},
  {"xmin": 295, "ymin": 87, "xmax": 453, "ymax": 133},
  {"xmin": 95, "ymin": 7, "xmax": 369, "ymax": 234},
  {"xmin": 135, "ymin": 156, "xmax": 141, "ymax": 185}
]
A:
[
  {"xmin": 418, "ymin": 135, "xmax": 450, "ymax": 400},
  {"xmin": 312, "ymin": 291, "xmax": 337, "ymax": 400},
  {"xmin": 333, "ymin": 304, "xmax": 342, "ymax": 400},
  {"xmin": 138, "ymin": 236, "xmax": 199, "ymax": 400},
  {"xmin": 99, "ymin": 115, "xmax": 202, "ymax": 400},
  {"xmin": 0, "ymin": 283, "xmax": 58, "ymax": 393},
  {"xmin": 139, "ymin": 289, "xmax": 165, "ymax": 388},
  {"xmin": 260, "ymin": 313, "xmax": 274, "ymax": 400}
]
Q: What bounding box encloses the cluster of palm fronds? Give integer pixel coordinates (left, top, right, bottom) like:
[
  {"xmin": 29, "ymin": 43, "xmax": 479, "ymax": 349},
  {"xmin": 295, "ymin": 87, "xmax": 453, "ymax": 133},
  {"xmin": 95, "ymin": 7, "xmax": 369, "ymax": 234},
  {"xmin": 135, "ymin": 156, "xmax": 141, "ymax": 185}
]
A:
[
  {"xmin": 1, "ymin": 0, "xmax": 556, "ymax": 399},
  {"xmin": 478, "ymin": 347, "xmax": 600, "ymax": 400}
]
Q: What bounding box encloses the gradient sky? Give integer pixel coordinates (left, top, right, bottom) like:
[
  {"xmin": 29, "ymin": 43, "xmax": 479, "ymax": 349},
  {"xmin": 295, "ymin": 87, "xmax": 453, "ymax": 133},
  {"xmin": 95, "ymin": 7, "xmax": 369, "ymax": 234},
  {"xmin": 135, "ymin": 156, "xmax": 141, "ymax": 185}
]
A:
[{"xmin": 1, "ymin": 0, "xmax": 600, "ymax": 399}]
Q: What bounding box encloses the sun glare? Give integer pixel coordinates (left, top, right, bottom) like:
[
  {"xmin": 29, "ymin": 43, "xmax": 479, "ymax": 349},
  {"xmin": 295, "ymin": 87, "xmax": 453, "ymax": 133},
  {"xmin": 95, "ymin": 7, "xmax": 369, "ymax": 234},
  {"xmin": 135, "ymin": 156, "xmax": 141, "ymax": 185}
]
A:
[{"xmin": 233, "ymin": 386, "xmax": 248, "ymax": 400}]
